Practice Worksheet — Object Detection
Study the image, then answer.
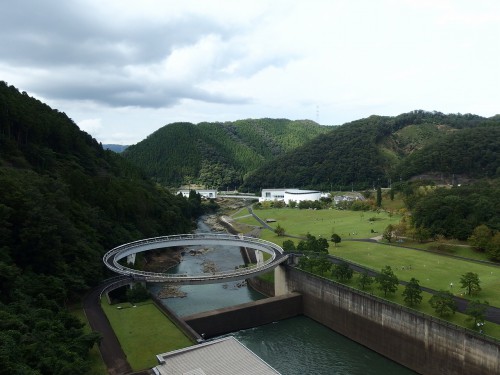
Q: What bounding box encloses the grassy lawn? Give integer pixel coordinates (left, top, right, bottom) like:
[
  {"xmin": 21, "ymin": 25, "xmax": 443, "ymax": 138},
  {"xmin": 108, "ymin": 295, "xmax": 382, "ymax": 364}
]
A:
[
  {"xmin": 238, "ymin": 208, "xmax": 499, "ymax": 307},
  {"xmin": 321, "ymin": 273, "xmax": 500, "ymax": 339},
  {"xmin": 331, "ymin": 241, "xmax": 500, "ymax": 307},
  {"xmin": 245, "ymin": 207, "xmax": 400, "ymax": 239},
  {"xmin": 101, "ymin": 300, "xmax": 193, "ymax": 371},
  {"xmin": 235, "ymin": 206, "xmax": 500, "ymax": 335},
  {"xmin": 70, "ymin": 306, "xmax": 107, "ymax": 375}
]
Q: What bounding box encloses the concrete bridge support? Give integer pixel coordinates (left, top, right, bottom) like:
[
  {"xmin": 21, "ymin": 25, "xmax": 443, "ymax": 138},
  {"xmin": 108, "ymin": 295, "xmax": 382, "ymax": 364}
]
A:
[{"xmin": 274, "ymin": 265, "xmax": 288, "ymax": 296}]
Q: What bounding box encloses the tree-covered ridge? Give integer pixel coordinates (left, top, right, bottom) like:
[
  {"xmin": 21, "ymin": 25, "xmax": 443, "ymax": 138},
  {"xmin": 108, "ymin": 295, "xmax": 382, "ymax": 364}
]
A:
[
  {"xmin": 395, "ymin": 126, "xmax": 500, "ymax": 180},
  {"xmin": 242, "ymin": 111, "xmax": 500, "ymax": 191},
  {"xmin": 0, "ymin": 81, "xmax": 196, "ymax": 374},
  {"xmin": 123, "ymin": 118, "xmax": 330, "ymax": 188}
]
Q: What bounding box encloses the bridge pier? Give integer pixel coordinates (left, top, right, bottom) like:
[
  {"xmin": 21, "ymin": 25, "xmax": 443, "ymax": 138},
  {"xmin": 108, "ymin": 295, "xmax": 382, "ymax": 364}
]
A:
[{"xmin": 274, "ymin": 265, "xmax": 288, "ymax": 296}]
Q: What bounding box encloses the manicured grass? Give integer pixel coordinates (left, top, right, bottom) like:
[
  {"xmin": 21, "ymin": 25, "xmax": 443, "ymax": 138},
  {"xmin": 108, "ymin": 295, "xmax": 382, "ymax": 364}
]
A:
[
  {"xmin": 101, "ymin": 300, "xmax": 193, "ymax": 371},
  {"xmin": 401, "ymin": 240, "xmax": 488, "ymax": 261},
  {"xmin": 239, "ymin": 208, "xmax": 499, "ymax": 307},
  {"xmin": 322, "ymin": 273, "xmax": 500, "ymax": 339},
  {"xmin": 332, "ymin": 241, "xmax": 500, "ymax": 307},
  {"xmin": 241, "ymin": 207, "xmax": 401, "ymax": 239},
  {"xmin": 70, "ymin": 306, "xmax": 107, "ymax": 375}
]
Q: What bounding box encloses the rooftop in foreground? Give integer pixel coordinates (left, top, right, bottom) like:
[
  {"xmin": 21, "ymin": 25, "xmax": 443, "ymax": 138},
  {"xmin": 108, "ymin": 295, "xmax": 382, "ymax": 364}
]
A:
[{"xmin": 154, "ymin": 336, "xmax": 280, "ymax": 375}]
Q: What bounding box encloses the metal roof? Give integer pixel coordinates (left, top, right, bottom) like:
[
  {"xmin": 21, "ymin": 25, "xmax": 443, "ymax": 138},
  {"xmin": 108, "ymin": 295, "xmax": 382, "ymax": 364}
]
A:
[{"xmin": 154, "ymin": 336, "xmax": 280, "ymax": 375}]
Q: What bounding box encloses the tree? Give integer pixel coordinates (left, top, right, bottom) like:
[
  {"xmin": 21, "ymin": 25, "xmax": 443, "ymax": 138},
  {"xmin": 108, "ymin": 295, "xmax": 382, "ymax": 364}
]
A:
[
  {"xmin": 297, "ymin": 255, "xmax": 313, "ymax": 271},
  {"xmin": 460, "ymin": 272, "xmax": 481, "ymax": 296},
  {"xmin": 468, "ymin": 224, "xmax": 493, "ymax": 252},
  {"xmin": 274, "ymin": 224, "xmax": 285, "ymax": 237},
  {"xmin": 126, "ymin": 283, "xmax": 150, "ymax": 303},
  {"xmin": 331, "ymin": 262, "xmax": 353, "ymax": 282},
  {"xmin": 315, "ymin": 237, "xmax": 329, "ymax": 253},
  {"xmin": 315, "ymin": 255, "xmax": 332, "ymax": 276},
  {"xmin": 296, "ymin": 240, "xmax": 308, "ymax": 252},
  {"xmin": 465, "ymin": 300, "xmax": 489, "ymax": 330},
  {"xmin": 429, "ymin": 290, "xmax": 457, "ymax": 317},
  {"xmin": 376, "ymin": 266, "xmax": 399, "ymax": 297},
  {"xmin": 382, "ymin": 224, "xmax": 394, "ymax": 242},
  {"xmin": 486, "ymin": 232, "xmax": 500, "ymax": 261},
  {"xmin": 414, "ymin": 226, "xmax": 431, "ymax": 243},
  {"xmin": 357, "ymin": 271, "xmax": 374, "ymax": 290},
  {"xmin": 376, "ymin": 186, "xmax": 382, "ymax": 207},
  {"xmin": 282, "ymin": 239, "xmax": 296, "ymax": 252},
  {"xmin": 330, "ymin": 233, "xmax": 341, "ymax": 247},
  {"xmin": 402, "ymin": 278, "xmax": 422, "ymax": 307}
]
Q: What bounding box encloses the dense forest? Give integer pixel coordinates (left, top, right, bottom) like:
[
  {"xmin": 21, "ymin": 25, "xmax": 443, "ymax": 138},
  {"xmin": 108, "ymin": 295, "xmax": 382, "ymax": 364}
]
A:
[
  {"xmin": 242, "ymin": 111, "xmax": 500, "ymax": 191},
  {"xmin": 0, "ymin": 82, "xmax": 200, "ymax": 374},
  {"xmin": 122, "ymin": 118, "xmax": 330, "ymax": 188}
]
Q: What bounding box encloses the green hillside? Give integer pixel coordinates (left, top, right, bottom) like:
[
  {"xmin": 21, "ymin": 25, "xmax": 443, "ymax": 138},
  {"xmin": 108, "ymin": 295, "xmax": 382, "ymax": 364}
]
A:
[
  {"xmin": 123, "ymin": 118, "xmax": 330, "ymax": 188},
  {"xmin": 0, "ymin": 82, "xmax": 196, "ymax": 374},
  {"xmin": 242, "ymin": 111, "xmax": 500, "ymax": 191}
]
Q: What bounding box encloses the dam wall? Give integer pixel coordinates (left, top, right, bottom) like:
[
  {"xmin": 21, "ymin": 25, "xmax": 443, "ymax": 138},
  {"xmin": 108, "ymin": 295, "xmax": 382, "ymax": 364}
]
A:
[
  {"xmin": 285, "ymin": 266, "xmax": 500, "ymax": 375},
  {"xmin": 183, "ymin": 292, "xmax": 302, "ymax": 339}
]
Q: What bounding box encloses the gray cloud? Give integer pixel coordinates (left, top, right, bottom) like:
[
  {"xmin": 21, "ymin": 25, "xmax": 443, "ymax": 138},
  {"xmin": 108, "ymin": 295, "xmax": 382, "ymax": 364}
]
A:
[{"xmin": 0, "ymin": 0, "xmax": 252, "ymax": 108}]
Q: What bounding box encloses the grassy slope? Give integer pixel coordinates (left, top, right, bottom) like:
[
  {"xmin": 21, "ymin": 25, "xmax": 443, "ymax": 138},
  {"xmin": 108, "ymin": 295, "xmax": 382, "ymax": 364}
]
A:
[{"xmin": 101, "ymin": 300, "xmax": 193, "ymax": 371}]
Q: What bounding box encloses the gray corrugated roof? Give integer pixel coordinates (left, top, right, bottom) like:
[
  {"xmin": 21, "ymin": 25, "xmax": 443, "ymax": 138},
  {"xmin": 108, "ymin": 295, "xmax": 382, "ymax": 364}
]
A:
[{"xmin": 155, "ymin": 336, "xmax": 280, "ymax": 375}]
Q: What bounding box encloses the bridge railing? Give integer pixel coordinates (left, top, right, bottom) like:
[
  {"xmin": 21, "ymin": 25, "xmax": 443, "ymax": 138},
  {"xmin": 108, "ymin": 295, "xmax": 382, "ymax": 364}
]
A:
[{"xmin": 103, "ymin": 233, "xmax": 286, "ymax": 282}]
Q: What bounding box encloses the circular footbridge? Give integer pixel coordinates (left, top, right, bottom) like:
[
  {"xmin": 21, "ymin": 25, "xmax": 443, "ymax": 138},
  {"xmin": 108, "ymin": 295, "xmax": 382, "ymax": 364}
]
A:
[{"xmin": 103, "ymin": 233, "xmax": 288, "ymax": 284}]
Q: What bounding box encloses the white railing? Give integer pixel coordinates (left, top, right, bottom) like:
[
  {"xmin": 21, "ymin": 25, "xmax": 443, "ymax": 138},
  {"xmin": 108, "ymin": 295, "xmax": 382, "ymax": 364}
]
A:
[{"xmin": 103, "ymin": 233, "xmax": 287, "ymax": 283}]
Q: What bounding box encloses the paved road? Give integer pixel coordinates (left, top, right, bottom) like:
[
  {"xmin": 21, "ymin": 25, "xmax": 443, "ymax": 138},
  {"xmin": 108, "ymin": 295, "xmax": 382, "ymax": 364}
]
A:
[{"xmin": 83, "ymin": 277, "xmax": 133, "ymax": 375}]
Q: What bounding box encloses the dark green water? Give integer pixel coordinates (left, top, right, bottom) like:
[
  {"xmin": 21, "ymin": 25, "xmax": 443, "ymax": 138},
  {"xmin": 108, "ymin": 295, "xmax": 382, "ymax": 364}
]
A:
[{"xmin": 224, "ymin": 316, "xmax": 417, "ymax": 375}]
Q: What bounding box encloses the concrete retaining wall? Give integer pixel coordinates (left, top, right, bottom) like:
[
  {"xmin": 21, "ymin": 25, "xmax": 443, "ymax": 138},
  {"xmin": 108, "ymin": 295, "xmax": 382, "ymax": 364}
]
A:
[
  {"xmin": 286, "ymin": 266, "xmax": 500, "ymax": 375},
  {"xmin": 183, "ymin": 293, "xmax": 302, "ymax": 339},
  {"xmin": 247, "ymin": 277, "xmax": 275, "ymax": 297}
]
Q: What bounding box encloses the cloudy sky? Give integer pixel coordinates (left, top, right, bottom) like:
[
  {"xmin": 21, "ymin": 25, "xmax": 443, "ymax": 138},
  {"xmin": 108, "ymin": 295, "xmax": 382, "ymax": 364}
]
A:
[{"xmin": 1, "ymin": 0, "xmax": 499, "ymax": 144}]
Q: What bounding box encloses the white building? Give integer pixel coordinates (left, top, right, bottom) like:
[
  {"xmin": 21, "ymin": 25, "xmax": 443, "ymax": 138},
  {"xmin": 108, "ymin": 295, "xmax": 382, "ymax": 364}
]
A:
[
  {"xmin": 259, "ymin": 188, "xmax": 322, "ymax": 204},
  {"xmin": 259, "ymin": 189, "xmax": 286, "ymax": 202},
  {"xmin": 284, "ymin": 189, "xmax": 322, "ymax": 204},
  {"xmin": 177, "ymin": 189, "xmax": 217, "ymax": 199}
]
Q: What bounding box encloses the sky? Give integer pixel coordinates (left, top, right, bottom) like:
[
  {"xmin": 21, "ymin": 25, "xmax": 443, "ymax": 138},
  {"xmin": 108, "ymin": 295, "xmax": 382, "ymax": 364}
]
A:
[{"xmin": 1, "ymin": 0, "xmax": 499, "ymax": 144}]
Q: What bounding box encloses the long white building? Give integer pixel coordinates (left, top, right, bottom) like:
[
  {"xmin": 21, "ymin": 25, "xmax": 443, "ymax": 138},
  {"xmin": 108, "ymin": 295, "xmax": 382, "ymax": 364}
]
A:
[
  {"xmin": 177, "ymin": 189, "xmax": 217, "ymax": 199},
  {"xmin": 259, "ymin": 188, "xmax": 322, "ymax": 204}
]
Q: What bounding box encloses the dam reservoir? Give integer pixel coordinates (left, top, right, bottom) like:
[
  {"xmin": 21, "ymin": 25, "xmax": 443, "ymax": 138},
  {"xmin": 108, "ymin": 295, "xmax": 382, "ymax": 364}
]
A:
[{"xmin": 150, "ymin": 219, "xmax": 416, "ymax": 374}]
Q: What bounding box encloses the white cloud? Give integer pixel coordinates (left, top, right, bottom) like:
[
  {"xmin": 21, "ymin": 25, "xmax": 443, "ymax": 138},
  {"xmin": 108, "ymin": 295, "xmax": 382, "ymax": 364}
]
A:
[{"xmin": 1, "ymin": 0, "xmax": 499, "ymax": 144}]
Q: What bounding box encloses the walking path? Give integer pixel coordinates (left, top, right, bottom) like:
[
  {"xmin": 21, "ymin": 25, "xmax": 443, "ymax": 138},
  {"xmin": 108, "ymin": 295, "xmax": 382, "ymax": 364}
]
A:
[{"xmin": 83, "ymin": 277, "xmax": 133, "ymax": 375}]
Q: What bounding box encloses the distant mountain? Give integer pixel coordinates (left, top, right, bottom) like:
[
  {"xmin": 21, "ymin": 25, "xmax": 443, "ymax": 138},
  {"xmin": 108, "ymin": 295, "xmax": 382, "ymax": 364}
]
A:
[
  {"xmin": 241, "ymin": 111, "xmax": 500, "ymax": 191},
  {"xmin": 103, "ymin": 143, "xmax": 128, "ymax": 153},
  {"xmin": 123, "ymin": 118, "xmax": 330, "ymax": 188}
]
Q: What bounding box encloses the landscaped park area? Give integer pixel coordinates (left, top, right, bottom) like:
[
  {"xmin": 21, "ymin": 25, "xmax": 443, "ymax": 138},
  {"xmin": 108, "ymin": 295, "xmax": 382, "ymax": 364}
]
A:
[
  {"xmin": 231, "ymin": 206, "xmax": 500, "ymax": 338},
  {"xmin": 95, "ymin": 203, "xmax": 499, "ymax": 372},
  {"xmin": 101, "ymin": 300, "xmax": 193, "ymax": 371}
]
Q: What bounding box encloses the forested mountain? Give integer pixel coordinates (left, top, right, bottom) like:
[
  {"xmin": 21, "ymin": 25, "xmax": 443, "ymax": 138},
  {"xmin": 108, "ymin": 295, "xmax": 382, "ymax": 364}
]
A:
[
  {"xmin": 0, "ymin": 82, "xmax": 197, "ymax": 374},
  {"xmin": 242, "ymin": 111, "xmax": 500, "ymax": 191},
  {"xmin": 122, "ymin": 118, "xmax": 330, "ymax": 188}
]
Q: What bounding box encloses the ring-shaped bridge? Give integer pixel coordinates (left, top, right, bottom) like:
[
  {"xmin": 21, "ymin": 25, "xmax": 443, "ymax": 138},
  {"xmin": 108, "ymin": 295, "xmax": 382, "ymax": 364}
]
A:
[{"xmin": 103, "ymin": 233, "xmax": 288, "ymax": 285}]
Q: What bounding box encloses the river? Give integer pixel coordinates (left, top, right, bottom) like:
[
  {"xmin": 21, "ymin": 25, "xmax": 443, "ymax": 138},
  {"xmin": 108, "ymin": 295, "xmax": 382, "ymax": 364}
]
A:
[{"xmin": 151, "ymin": 217, "xmax": 416, "ymax": 374}]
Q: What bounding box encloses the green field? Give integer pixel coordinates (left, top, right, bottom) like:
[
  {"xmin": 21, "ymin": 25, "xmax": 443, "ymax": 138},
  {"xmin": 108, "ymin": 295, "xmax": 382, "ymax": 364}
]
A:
[
  {"xmin": 234, "ymin": 208, "xmax": 500, "ymax": 308},
  {"xmin": 101, "ymin": 300, "xmax": 193, "ymax": 371},
  {"xmin": 242, "ymin": 207, "xmax": 399, "ymax": 239},
  {"xmin": 315, "ymin": 273, "xmax": 500, "ymax": 338}
]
